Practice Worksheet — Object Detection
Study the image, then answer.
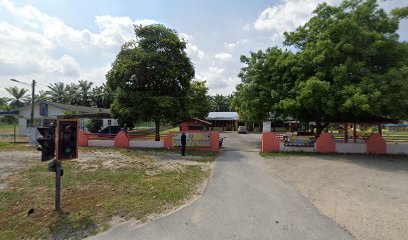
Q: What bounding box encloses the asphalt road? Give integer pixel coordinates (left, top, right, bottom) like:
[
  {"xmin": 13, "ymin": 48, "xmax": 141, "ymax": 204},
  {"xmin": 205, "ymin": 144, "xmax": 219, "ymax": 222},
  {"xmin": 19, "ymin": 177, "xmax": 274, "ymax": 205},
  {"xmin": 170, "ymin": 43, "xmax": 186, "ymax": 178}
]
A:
[{"xmin": 90, "ymin": 132, "xmax": 352, "ymax": 240}]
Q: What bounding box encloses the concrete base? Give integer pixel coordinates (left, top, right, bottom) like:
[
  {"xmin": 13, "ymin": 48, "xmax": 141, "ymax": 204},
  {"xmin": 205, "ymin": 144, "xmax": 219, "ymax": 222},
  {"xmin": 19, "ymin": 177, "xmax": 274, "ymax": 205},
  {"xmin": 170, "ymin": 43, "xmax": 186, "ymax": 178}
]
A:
[
  {"xmin": 129, "ymin": 141, "xmax": 164, "ymax": 148},
  {"xmin": 88, "ymin": 140, "xmax": 114, "ymax": 147}
]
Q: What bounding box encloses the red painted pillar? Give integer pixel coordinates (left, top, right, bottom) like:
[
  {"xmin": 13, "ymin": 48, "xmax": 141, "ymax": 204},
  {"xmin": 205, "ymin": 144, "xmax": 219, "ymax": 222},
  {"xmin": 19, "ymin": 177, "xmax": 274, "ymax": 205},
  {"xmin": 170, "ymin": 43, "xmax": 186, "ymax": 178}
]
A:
[
  {"xmin": 114, "ymin": 131, "xmax": 129, "ymax": 148},
  {"xmin": 78, "ymin": 130, "xmax": 89, "ymax": 147},
  {"xmin": 261, "ymin": 132, "xmax": 280, "ymax": 152},
  {"xmin": 366, "ymin": 133, "xmax": 386, "ymax": 154},
  {"xmin": 210, "ymin": 132, "xmax": 220, "ymax": 152},
  {"xmin": 316, "ymin": 132, "xmax": 336, "ymax": 153},
  {"xmin": 164, "ymin": 132, "xmax": 173, "ymax": 149}
]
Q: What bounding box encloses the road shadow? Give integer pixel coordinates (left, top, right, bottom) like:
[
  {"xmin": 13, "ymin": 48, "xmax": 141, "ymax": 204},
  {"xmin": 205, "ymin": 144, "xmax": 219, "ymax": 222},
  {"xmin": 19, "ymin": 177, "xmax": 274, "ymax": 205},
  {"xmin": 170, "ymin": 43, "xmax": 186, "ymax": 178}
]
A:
[{"xmin": 48, "ymin": 211, "xmax": 98, "ymax": 240}]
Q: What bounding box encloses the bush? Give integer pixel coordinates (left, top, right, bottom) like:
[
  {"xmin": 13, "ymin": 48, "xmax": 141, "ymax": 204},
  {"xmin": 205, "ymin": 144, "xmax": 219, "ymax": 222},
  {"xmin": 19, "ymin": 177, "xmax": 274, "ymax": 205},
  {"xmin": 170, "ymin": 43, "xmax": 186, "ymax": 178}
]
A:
[{"xmin": 86, "ymin": 118, "xmax": 103, "ymax": 133}]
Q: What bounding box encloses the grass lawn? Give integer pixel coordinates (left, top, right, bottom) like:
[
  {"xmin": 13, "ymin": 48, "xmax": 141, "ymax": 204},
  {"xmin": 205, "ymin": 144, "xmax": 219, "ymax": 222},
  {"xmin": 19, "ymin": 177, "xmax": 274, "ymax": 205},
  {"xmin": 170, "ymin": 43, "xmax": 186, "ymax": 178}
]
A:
[
  {"xmin": 159, "ymin": 127, "xmax": 180, "ymax": 135},
  {"xmin": 0, "ymin": 124, "xmax": 17, "ymax": 134},
  {"xmin": 0, "ymin": 142, "xmax": 33, "ymax": 151},
  {"xmin": 0, "ymin": 148, "xmax": 213, "ymax": 239}
]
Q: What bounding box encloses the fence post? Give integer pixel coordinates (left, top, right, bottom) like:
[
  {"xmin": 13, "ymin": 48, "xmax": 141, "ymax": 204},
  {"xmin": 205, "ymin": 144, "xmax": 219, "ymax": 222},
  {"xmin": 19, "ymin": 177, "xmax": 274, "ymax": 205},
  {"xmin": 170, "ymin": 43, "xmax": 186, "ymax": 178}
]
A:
[
  {"xmin": 114, "ymin": 131, "xmax": 129, "ymax": 148},
  {"xmin": 366, "ymin": 133, "xmax": 386, "ymax": 154},
  {"xmin": 210, "ymin": 132, "xmax": 220, "ymax": 152},
  {"xmin": 261, "ymin": 132, "xmax": 280, "ymax": 152},
  {"xmin": 316, "ymin": 132, "xmax": 335, "ymax": 153},
  {"xmin": 164, "ymin": 133, "xmax": 173, "ymax": 149},
  {"xmin": 78, "ymin": 130, "xmax": 89, "ymax": 147}
]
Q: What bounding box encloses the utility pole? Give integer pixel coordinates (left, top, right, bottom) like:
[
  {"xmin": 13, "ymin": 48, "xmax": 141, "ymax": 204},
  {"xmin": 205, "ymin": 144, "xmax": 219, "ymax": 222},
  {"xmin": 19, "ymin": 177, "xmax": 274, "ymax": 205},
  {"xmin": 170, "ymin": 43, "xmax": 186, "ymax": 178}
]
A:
[{"xmin": 31, "ymin": 80, "xmax": 36, "ymax": 127}]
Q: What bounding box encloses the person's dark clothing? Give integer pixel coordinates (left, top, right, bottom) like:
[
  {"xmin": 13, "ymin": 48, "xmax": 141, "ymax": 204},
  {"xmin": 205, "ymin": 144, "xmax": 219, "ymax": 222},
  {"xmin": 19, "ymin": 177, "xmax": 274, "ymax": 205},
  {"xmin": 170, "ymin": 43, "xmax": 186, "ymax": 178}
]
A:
[{"xmin": 181, "ymin": 133, "xmax": 187, "ymax": 156}]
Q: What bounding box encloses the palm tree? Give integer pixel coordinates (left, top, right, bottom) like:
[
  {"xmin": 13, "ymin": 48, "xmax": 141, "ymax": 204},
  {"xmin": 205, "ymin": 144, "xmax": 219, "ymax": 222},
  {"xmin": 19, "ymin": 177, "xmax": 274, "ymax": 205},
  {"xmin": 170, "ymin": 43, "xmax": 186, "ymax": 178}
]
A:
[
  {"xmin": 35, "ymin": 90, "xmax": 49, "ymax": 102},
  {"xmin": 5, "ymin": 86, "xmax": 29, "ymax": 109},
  {"xmin": 211, "ymin": 94, "xmax": 229, "ymax": 112},
  {"xmin": 47, "ymin": 82, "xmax": 67, "ymax": 103},
  {"xmin": 65, "ymin": 83, "xmax": 81, "ymax": 105},
  {"xmin": 78, "ymin": 80, "xmax": 93, "ymax": 106},
  {"xmin": 90, "ymin": 83, "xmax": 114, "ymax": 108}
]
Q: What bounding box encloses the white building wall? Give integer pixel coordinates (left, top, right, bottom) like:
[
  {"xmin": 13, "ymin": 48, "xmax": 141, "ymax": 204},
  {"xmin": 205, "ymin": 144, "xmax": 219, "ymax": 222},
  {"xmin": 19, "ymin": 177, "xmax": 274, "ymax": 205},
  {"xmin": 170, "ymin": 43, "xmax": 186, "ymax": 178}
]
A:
[
  {"xmin": 386, "ymin": 144, "xmax": 408, "ymax": 155},
  {"xmin": 18, "ymin": 103, "xmax": 65, "ymax": 120},
  {"xmin": 88, "ymin": 140, "xmax": 114, "ymax": 147},
  {"xmin": 336, "ymin": 143, "xmax": 366, "ymax": 154},
  {"xmin": 18, "ymin": 117, "xmax": 27, "ymax": 135},
  {"xmin": 129, "ymin": 140, "xmax": 164, "ymax": 148},
  {"xmin": 102, "ymin": 119, "xmax": 119, "ymax": 129},
  {"xmin": 263, "ymin": 121, "xmax": 271, "ymax": 133}
]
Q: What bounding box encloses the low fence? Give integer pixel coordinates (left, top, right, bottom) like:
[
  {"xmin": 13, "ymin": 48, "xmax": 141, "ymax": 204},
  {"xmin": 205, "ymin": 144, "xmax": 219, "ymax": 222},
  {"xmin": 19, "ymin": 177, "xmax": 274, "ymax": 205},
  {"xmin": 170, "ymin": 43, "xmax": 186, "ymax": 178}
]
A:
[
  {"xmin": 78, "ymin": 131, "xmax": 219, "ymax": 152},
  {"xmin": 262, "ymin": 132, "xmax": 408, "ymax": 155}
]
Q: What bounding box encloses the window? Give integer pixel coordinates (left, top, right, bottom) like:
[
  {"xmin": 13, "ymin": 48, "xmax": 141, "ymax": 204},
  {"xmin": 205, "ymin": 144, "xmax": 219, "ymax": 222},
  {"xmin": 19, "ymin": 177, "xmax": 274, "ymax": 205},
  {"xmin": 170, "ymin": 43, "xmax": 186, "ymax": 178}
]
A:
[
  {"xmin": 188, "ymin": 124, "xmax": 204, "ymax": 130},
  {"xmin": 39, "ymin": 103, "xmax": 48, "ymax": 116}
]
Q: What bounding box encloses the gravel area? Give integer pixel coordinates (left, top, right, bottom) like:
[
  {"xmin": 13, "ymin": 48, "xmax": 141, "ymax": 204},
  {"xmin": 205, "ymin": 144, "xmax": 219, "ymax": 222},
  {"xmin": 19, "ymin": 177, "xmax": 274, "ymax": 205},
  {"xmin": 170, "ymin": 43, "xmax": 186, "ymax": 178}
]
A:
[
  {"xmin": 264, "ymin": 154, "xmax": 408, "ymax": 240},
  {"xmin": 0, "ymin": 150, "xmax": 39, "ymax": 190}
]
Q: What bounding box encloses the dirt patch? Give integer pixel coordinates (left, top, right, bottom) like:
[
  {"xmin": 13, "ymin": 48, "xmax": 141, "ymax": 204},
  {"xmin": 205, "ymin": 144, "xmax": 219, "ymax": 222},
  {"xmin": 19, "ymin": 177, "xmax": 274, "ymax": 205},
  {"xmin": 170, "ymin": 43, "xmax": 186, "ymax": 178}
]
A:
[
  {"xmin": 0, "ymin": 150, "xmax": 40, "ymax": 190},
  {"xmin": 265, "ymin": 154, "xmax": 408, "ymax": 240}
]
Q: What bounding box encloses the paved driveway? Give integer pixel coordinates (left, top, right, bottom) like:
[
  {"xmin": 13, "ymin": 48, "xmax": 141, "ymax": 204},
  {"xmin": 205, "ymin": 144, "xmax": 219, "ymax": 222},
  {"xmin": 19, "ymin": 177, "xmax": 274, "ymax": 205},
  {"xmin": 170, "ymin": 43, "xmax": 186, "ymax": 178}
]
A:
[{"xmin": 90, "ymin": 132, "xmax": 352, "ymax": 240}]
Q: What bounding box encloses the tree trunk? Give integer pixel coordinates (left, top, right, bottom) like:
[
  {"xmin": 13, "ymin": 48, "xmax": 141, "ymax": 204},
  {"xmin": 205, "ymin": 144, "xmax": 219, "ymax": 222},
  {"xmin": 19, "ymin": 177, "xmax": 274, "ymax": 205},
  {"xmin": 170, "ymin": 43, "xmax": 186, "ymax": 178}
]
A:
[
  {"xmin": 155, "ymin": 120, "xmax": 160, "ymax": 141},
  {"xmin": 315, "ymin": 120, "xmax": 329, "ymax": 137}
]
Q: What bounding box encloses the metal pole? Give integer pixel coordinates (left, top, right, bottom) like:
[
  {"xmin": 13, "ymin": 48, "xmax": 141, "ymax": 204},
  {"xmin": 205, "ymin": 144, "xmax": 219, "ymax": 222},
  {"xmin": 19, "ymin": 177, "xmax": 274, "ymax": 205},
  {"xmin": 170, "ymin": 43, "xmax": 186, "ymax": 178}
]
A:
[
  {"xmin": 55, "ymin": 163, "xmax": 61, "ymax": 211},
  {"xmin": 31, "ymin": 80, "xmax": 36, "ymax": 127},
  {"xmin": 13, "ymin": 123, "xmax": 16, "ymax": 143}
]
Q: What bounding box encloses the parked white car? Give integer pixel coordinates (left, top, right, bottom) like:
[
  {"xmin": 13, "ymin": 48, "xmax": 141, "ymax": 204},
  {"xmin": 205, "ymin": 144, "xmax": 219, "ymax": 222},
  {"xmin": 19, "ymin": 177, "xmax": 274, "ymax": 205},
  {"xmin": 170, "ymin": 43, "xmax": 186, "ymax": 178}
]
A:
[{"xmin": 237, "ymin": 126, "xmax": 248, "ymax": 134}]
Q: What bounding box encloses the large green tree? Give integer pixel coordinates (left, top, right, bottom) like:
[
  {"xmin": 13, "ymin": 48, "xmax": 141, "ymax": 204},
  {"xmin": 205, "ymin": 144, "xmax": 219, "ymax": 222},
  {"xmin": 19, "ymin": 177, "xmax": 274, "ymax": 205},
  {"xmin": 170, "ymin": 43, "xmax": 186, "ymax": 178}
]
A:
[
  {"xmin": 107, "ymin": 24, "xmax": 195, "ymax": 140},
  {"xmin": 235, "ymin": 0, "xmax": 408, "ymax": 135},
  {"xmin": 187, "ymin": 80, "xmax": 212, "ymax": 120}
]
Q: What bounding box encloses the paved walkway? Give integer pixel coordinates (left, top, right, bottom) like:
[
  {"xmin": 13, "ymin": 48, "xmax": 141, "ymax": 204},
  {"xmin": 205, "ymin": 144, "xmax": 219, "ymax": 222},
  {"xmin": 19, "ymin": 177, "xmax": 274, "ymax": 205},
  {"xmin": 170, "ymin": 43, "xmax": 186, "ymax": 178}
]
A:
[{"xmin": 90, "ymin": 133, "xmax": 352, "ymax": 240}]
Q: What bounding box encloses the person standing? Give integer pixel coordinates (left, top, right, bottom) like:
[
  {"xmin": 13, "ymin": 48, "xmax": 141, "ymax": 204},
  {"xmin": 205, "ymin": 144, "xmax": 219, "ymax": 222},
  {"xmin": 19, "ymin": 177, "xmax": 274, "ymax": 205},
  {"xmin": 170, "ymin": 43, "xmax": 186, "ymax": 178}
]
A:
[{"xmin": 181, "ymin": 132, "xmax": 187, "ymax": 156}]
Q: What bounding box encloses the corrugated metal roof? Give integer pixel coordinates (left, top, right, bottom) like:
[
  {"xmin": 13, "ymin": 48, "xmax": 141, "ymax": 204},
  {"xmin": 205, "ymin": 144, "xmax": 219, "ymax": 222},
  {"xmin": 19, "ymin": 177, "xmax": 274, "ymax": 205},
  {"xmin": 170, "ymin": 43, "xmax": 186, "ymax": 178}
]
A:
[
  {"xmin": 207, "ymin": 112, "xmax": 239, "ymax": 121},
  {"xmin": 12, "ymin": 101, "xmax": 109, "ymax": 114}
]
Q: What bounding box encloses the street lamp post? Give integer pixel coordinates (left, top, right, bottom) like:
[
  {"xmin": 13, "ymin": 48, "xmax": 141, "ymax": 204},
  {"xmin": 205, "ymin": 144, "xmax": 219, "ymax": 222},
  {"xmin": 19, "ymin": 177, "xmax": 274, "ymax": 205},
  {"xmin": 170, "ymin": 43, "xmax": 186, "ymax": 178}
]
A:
[
  {"xmin": 31, "ymin": 80, "xmax": 36, "ymax": 127},
  {"xmin": 10, "ymin": 79, "xmax": 36, "ymax": 127}
]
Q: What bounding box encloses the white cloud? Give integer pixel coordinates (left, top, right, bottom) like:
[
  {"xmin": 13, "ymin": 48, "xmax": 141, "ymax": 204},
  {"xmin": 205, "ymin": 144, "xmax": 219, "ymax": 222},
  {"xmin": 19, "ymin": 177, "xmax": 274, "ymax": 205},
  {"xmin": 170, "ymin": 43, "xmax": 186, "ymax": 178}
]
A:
[
  {"xmin": 242, "ymin": 24, "xmax": 251, "ymax": 31},
  {"xmin": 215, "ymin": 52, "xmax": 232, "ymax": 61},
  {"xmin": 196, "ymin": 66, "xmax": 226, "ymax": 89},
  {"xmin": 186, "ymin": 44, "xmax": 205, "ymax": 60},
  {"xmin": 254, "ymin": 0, "xmax": 340, "ymax": 33},
  {"xmin": 180, "ymin": 32, "xmax": 205, "ymax": 61},
  {"xmin": 196, "ymin": 66, "xmax": 240, "ymax": 95},
  {"xmin": 224, "ymin": 39, "xmax": 249, "ymax": 51},
  {"xmin": 81, "ymin": 64, "xmax": 111, "ymax": 85},
  {"xmin": 253, "ymin": 0, "xmax": 407, "ymax": 35},
  {"xmin": 0, "ymin": 0, "xmax": 162, "ymax": 97},
  {"xmin": 225, "ymin": 43, "xmax": 237, "ymax": 50}
]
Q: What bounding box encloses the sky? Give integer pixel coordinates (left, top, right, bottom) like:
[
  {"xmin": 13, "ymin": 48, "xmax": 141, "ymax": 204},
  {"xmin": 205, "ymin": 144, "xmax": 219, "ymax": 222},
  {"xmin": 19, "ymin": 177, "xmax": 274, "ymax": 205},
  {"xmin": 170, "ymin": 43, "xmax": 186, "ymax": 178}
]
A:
[{"xmin": 0, "ymin": 0, "xmax": 407, "ymax": 99}]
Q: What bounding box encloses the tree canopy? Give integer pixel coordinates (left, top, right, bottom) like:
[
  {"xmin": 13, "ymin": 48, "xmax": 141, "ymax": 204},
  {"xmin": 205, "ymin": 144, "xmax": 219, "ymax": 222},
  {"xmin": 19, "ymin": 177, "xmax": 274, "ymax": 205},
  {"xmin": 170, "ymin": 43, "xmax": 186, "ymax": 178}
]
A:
[
  {"xmin": 187, "ymin": 80, "xmax": 212, "ymax": 120},
  {"xmin": 233, "ymin": 0, "xmax": 408, "ymax": 135},
  {"xmin": 106, "ymin": 24, "xmax": 195, "ymax": 140}
]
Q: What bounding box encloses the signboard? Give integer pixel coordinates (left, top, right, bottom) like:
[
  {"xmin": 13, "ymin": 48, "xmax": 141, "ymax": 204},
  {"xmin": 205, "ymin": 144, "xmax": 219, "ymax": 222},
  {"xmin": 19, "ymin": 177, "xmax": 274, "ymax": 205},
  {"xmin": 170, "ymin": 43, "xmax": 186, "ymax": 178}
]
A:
[
  {"xmin": 172, "ymin": 132, "xmax": 211, "ymax": 147},
  {"xmin": 283, "ymin": 135, "xmax": 314, "ymax": 147},
  {"xmin": 56, "ymin": 119, "xmax": 79, "ymax": 161}
]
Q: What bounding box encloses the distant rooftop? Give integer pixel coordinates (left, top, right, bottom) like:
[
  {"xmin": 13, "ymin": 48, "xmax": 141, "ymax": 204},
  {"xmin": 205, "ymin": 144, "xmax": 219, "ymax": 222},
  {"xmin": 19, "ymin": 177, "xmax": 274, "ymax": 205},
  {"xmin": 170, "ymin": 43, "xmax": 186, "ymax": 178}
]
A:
[
  {"xmin": 207, "ymin": 112, "xmax": 239, "ymax": 121},
  {"xmin": 12, "ymin": 101, "xmax": 110, "ymax": 115}
]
